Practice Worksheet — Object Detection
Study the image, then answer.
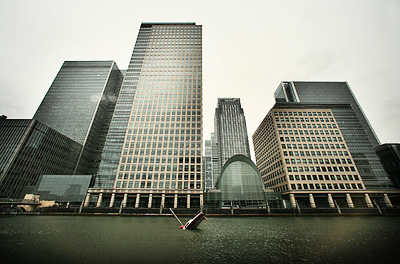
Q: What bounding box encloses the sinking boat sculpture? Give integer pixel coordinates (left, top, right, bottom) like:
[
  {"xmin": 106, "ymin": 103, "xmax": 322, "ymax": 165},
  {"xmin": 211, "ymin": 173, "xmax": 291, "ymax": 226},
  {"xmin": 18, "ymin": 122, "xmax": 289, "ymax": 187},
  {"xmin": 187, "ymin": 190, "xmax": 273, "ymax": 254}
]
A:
[{"xmin": 169, "ymin": 208, "xmax": 207, "ymax": 230}]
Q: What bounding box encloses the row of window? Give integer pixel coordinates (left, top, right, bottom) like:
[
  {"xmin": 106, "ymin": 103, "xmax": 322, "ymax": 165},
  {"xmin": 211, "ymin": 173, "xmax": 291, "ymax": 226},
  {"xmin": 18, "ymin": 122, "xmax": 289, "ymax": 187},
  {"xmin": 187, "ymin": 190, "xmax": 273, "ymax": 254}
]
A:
[
  {"xmin": 278, "ymin": 129, "xmax": 339, "ymax": 136},
  {"xmin": 118, "ymin": 164, "xmax": 202, "ymax": 173},
  {"xmin": 127, "ymin": 140, "xmax": 201, "ymax": 148},
  {"xmin": 136, "ymin": 57, "xmax": 202, "ymax": 62},
  {"xmin": 115, "ymin": 180, "xmax": 201, "ymax": 190},
  {"xmin": 125, "ymin": 128, "xmax": 201, "ymax": 135},
  {"xmin": 278, "ymin": 122, "xmax": 337, "ymax": 129},
  {"xmin": 283, "ymin": 150, "xmax": 349, "ymax": 157},
  {"xmin": 289, "ymin": 174, "xmax": 360, "ymax": 181},
  {"xmin": 121, "ymin": 149, "xmax": 202, "ymax": 156},
  {"xmin": 275, "ymin": 117, "xmax": 334, "ymax": 123},
  {"xmin": 262, "ymin": 160, "xmax": 283, "ymax": 174},
  {"xmin": 280, "ymin": 136, "xmax": 342, "ymax": 143},
  {"xmin": 117, "ymin": 172, "xmax": 201, "ymax": 180},
  {"xmin": 130, "ymin": 122, "xmax": 201, "ymax": 129},
  {"xmin": 287, "ymin": 166, "xmax": 356, "ymax": 173},
  {"xmin": 285, "ymin": 158, "xmax": 352, "ymax": 165},
  {"xmin": 282, "ymin": 143, "xmax": 346, "ymax": 150},
  {"xmin": 120, "ymin": 156, "xmax": 201, "ymax": 164},
  {"xmin": 130, "ymin": 112, "xmax": 202, "ymax": 119},
  {"xmin": 261, "ymin": 168, "xmax": 285, "ymax": 181},
  {"xmin": 273, "ymin": 111, "xmax": 332, "ymax": 117},
  {"xmin": 290, "ymin": 183, "xmax": 363, "ymax": 191},
  {"xmin": 124, "ymin": 135, "xmax": 201, "ymax": 142}
]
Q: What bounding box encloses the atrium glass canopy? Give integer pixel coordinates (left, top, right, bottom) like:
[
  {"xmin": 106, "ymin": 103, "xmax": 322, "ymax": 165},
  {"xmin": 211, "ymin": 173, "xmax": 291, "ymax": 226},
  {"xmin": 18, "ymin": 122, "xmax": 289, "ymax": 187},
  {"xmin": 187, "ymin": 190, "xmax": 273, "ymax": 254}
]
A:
[{"xmin": 214, "ymin": 155, "xmax": 266, "ymax": 207}]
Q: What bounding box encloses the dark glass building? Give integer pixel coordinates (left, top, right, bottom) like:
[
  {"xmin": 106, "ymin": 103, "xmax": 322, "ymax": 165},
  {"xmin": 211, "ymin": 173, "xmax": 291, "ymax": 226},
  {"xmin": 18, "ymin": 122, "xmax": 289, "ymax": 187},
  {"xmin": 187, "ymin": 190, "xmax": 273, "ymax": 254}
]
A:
[
  {"xmin": 210, "ymin": 132, "xmax": 220, "ymax": 187},
  {"xmin": 274, "ymin": 81, "xmax": 392, "ymax": 190},
  {"xmin": 376, "ymin": 144, "xmax": 400, "ymax": 188},
  {"xmin": 33, "ymin": 61, "xmax": 123, "ymax": 175},
  {"xmin": 0, "ymin": 119, "xmax": 82, "ymax": 198},
  {"xmin": 203, "ymin": 139, "xmax": 213, "ymax": 191},
  {"xmin": 89, "ymin": 23, "xmax": 203, "ymax": 209},
  {"xmin": 36, "ymin": 174, "xmax": 95, "ymax": 203},
  {"xmin": 213, "ymin": 98, "xmax": 251, "ymax": 177}
]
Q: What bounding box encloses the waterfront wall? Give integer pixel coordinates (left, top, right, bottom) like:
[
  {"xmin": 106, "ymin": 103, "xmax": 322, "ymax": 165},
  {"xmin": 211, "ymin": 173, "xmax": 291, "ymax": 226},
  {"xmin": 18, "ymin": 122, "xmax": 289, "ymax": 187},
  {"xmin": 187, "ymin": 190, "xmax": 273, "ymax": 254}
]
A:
[{"xmin": 3, "ymin": 207, "xmax": 400, "ymax": 216}]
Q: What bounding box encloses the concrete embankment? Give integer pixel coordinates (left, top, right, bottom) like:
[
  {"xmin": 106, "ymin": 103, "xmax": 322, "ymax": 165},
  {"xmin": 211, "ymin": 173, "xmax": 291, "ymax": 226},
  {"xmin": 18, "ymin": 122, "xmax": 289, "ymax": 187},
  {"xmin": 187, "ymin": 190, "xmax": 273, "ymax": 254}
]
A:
[{"xmin": 2, "ymin": 207, "xmax": 400, "ymax": 216}]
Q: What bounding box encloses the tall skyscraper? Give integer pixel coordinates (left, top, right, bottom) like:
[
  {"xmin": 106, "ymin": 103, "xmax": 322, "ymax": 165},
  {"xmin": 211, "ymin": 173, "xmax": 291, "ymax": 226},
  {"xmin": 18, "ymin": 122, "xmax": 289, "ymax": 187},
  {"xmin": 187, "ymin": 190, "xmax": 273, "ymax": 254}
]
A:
[
  {"xmin": 274, "ymin": 81, "xmax": 391, "ymax": 189},
  {"xmin": 210, "ymin": 132, "xmax": 220, "ymax": 187},
  {"xmin": 33, "ymin": 61, "xmax": 124, "ymax": 175},
  {"xmin": 214, "ymin": 98, "xmax": 251, "ymax": 172},
  {"xmin": 88, "ymin": 23, "xmax": 203, "ymax": 209},
  {"xmin": 203, "ymin": 139, "xmax": 213, "ymax": 191}
]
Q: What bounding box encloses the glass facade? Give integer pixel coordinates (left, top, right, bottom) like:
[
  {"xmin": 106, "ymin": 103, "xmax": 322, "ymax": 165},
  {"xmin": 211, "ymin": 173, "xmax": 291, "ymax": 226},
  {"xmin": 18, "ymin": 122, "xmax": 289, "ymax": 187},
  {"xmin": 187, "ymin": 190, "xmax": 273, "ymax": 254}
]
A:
[
  {"xmin": 204, "ymin": 139, "xmax": 213, "ymax": 191},
  {"xmin": 96, "ymin": 23, "xmax": 203, "ymax": 195},
  {"xmin": 0, "ymin": 119, "xmax": 82, "ymax": 198},
  {"xmin": 214, "ymin": 98, "xmax": 251, "ymax": 179},
  {"xmin": 33, "ymin": 61, "xmax": 123, "ymax": 175},
  {"xmin": 215, "ymin": 155, "xmax": 266, "ymax": 207},
  {"xmin": 210, "ymin": 132, "xmax": 220, "ymax": 187},
  {"xmin": 95, "ymin": 27, "xmax": 151, "ymax": 188},
  {"xmin": 274, "ymin": 81, "xmax": 392, "ymax": 190},
  {"xmin": 375, "ymin": 144, "xmax": 400, "ymax": 188},
  {"xmin": 36, "ymin": 174, "xmax": 94, "ymax": 202}
]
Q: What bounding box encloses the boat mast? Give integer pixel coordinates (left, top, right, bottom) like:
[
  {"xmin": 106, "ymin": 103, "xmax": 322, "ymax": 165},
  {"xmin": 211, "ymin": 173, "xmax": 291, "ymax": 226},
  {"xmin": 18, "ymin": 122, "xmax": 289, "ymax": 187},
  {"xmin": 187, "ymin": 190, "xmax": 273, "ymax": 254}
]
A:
[{"xmin": 169, "ymin": 208, "xmax": 183, "ymax": 226}]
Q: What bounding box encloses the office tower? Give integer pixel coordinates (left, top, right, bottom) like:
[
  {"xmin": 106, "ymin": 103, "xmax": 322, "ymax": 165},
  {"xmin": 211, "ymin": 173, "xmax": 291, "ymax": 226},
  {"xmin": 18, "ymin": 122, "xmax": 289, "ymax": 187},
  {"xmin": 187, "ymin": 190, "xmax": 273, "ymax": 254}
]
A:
[
  {"xmin": 274, "ymin": 81, "xmax": 391, "ymax": 190},
  {"xmin": 214, "ymin": 98, "xmax": 251, "ymax": 170},
  {"xmin": 376, "ymin": 144, "xmax": 400, "ymax": 188},
  {"xmin": 0, "ymin": 119, "xmax": 81, "ymax": 198},
  {"xmin": 33, "ymin": 61, "xmax": 123, "ymax": 175},
  {"xmin": 210, "ymin": 132, "xmax": 221, "ymax": 187},
  {"xmin": 88, "ymin": 23, "xmax": 203, "ymax": 209},
  {"xmin": 204, "ymin": 139, "xmax": 213, "ymax": 191},
  {"xmin": 253, "ymin": 81, "xmax": 396, "ymax": 209}
]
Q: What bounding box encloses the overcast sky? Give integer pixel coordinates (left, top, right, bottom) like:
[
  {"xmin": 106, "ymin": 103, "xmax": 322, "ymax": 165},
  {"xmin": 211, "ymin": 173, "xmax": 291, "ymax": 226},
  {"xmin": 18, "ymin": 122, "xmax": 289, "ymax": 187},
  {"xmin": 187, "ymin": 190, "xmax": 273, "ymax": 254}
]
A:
[{"xmin": 1, "ymin": 0, "xmax": 399, "ymax": 157}]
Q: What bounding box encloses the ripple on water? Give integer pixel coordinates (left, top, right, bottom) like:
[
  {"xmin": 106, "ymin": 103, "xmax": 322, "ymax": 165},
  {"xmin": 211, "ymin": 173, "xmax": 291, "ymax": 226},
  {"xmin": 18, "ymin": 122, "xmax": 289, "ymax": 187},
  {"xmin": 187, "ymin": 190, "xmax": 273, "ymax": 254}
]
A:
[{"xmin": 0, "ymin": 216, "xmax": 399, "ymax": 264}]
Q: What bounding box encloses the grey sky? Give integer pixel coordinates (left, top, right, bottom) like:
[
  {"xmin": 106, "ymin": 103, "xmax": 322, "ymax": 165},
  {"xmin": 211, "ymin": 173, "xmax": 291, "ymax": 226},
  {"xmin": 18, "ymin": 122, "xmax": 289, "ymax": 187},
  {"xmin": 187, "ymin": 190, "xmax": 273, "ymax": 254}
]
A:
[{"xmin": 1, "ymin": 0, "xmax": 399, "ymax": 157}]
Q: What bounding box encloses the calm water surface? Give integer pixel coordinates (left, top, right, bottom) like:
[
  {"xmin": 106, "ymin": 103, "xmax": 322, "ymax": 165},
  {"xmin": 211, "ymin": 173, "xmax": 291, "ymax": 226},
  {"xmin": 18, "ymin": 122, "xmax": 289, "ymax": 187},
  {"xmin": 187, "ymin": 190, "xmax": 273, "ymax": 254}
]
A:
[{"xmin": 0, "ymin": 216, "xmax": 399, "ymax": 264}]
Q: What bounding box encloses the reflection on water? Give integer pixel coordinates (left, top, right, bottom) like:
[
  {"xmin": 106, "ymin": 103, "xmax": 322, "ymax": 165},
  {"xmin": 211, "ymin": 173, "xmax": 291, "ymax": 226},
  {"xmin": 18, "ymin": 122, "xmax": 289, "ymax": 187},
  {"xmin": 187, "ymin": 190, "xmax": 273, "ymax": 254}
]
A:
[{"xmin": 0, "ymin": 216, "xmax": 399, "ymax": 264}]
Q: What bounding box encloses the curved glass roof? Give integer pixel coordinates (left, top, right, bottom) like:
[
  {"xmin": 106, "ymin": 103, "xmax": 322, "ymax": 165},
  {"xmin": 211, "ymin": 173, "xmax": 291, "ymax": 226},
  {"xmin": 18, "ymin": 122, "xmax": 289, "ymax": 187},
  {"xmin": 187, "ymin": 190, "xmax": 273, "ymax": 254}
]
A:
[{"xmin": 216, "ymin": 155, "xmax": 266, "ymax": 202}]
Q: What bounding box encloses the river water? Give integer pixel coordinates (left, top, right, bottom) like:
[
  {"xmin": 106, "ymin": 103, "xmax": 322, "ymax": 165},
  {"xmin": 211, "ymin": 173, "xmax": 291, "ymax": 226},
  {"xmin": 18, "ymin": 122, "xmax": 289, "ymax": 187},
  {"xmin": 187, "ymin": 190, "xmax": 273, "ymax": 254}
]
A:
[{"xmin": 0, "ymin": 216, "xmax": 399, "ymax": 264}]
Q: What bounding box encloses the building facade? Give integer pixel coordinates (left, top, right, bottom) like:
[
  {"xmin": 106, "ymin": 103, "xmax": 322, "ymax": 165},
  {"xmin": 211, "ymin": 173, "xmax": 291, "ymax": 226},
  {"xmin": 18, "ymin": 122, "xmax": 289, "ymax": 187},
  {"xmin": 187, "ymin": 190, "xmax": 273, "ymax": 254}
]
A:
[
  {"xmin": 375, "ymin": 144, "xmax": 400, "ymax": 188},
  {"xmin": 33, "ymin": 61, "xmax": 124, "ymax": 175},
  {"xmin": 275, "ymin": 81, "xmax": 391, "ymax": 190},
  {"xmin": 213, "ymin": 98, "xmax": 251, "ymax": 176},
  {"xmin": 203, "ymin": 139, "xmax": 213, "ymax": 191},
  {"xmin": 36, "ymin": 174, "xmax": 95, "ymax": 204},
  {"xmin": 210, "ymin": 132, "xmax": 221, "ymax": 188},
  {"xmin": 87, "ymin": 23, "xmax": 203, "ymax": 209},
  {"xmin": 0, "ymin": 119, "xmax": 82, "ymax": 198},
  {"xmin": 253, "ymin": 100, "xmax": 397, "ymax": 209}
]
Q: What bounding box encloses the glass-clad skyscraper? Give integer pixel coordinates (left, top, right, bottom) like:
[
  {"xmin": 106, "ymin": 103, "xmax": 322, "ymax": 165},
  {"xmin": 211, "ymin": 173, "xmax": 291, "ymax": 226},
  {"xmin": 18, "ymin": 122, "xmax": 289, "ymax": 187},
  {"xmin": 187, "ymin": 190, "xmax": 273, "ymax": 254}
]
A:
[
  {"xmin": 204, "ymin": 139, "xmax": 213, "ymax": 191},
  {"xmin": 210, "ymin": 132, "xmax": 221, "ymax": 187},
  {"xmin": 214, "ymin": 98, "xmax": 251, "ymax": 174},
  {"xmin": 33, "ymin": 61, "xmax": 123, "ymax": 175},
  {"xmin": 89, "ymin": 23, "xmax": 203, "ymax": 209}
]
